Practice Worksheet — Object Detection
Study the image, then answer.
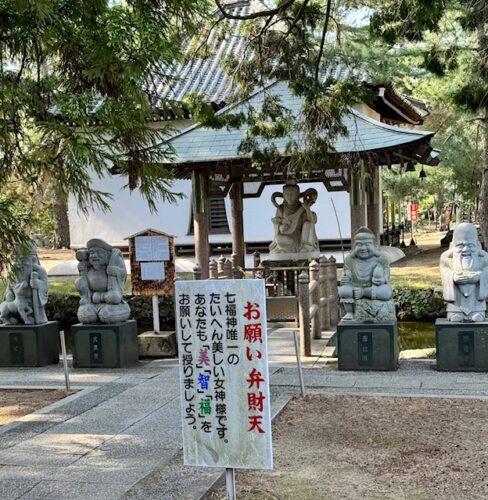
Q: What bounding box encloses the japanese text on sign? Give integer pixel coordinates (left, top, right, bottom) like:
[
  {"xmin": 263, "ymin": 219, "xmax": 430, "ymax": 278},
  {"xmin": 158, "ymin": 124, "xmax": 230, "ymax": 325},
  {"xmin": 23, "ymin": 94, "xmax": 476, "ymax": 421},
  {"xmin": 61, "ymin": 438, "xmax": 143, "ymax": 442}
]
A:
[{"xmin": 176, "ymin": 279, "xmax": 272, "ymax": 470}]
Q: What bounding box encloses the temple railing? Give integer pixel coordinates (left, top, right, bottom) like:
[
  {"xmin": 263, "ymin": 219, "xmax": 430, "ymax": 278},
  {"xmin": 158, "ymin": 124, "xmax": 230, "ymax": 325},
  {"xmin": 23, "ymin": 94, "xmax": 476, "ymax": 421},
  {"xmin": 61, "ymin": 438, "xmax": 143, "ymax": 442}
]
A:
[{"xmin": 192, "ymin": 254, "xmax": 340, "ymax": 357}]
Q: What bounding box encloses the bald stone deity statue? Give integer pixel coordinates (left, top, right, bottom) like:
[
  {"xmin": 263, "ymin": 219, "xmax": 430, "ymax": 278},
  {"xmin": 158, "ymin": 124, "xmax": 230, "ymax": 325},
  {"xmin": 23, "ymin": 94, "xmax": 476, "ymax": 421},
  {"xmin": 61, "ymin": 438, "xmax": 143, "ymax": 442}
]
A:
[
  {"xmin": 75, "ymin": 238, "xmax": 130, "ymax": 324},
  {"xmin": 0, "ymin": 241, "xmax": 49, "ymax": 325},
  {"xmin": 339, "ymin": 227, "xmax": 395, "ymax": 322},
  {"xmin": 269, "ymin": 184, "xmax": 320, "ymax": 258},
  {"xmin": 440, "ymin": 223, "xmax": 488, "ymax": 322}
]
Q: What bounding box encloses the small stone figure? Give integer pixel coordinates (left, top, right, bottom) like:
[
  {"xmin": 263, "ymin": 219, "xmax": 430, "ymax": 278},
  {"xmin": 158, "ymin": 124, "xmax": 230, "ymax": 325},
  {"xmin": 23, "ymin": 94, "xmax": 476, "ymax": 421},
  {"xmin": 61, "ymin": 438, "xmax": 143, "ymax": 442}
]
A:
[
  {"xmin": 440, "ymin": 223, "xmax": 488, "ymax": 322},
  {"xmin": 0, "ymin": 241, "xmax": 48, "ymax": 325},
  {"xmin": 75, "ymin": 239, "xmax": 130, "ymax": 324},
  {"xmin": 339, "ymin": 227, "xmax": 395, "ymax": 321},
  {"xmin": 269, "ymin": 183, "xmax": 319, "ymax": 256}
]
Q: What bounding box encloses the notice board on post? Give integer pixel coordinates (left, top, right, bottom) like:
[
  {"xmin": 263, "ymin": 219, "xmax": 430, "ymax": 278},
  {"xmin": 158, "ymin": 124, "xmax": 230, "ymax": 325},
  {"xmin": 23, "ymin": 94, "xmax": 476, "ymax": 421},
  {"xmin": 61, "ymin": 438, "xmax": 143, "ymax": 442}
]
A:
[
  {"xmin": 175, "ymin": 279, "xmax": 273, "ymax": 470},
  {"xmin": 125, "ymin": 228, "xmax": 176, "ymax": 296}
]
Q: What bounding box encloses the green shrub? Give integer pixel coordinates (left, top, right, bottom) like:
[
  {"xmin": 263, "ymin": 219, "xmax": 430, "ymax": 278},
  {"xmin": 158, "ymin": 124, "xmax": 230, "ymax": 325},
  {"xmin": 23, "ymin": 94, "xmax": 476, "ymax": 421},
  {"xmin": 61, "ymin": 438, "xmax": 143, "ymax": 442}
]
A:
[{"xmin": 394, "ymin": 288, "xmax": 445, "ymax": 321}]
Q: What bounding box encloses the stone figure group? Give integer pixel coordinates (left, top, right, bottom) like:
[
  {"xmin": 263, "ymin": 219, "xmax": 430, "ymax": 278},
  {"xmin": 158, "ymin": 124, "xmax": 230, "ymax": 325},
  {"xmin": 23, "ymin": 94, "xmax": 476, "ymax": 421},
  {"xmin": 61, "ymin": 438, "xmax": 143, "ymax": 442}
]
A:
[
  {"xmin": 339, "ymin": 227, "xmax": 395, "ymax": 322},
  {"xmin": 269, "ymin": 183, "xmax": 320, "ymax": 257},
  {"xmin": 0, "ymin": 242, "xmax": 49, "ymax": 325}
]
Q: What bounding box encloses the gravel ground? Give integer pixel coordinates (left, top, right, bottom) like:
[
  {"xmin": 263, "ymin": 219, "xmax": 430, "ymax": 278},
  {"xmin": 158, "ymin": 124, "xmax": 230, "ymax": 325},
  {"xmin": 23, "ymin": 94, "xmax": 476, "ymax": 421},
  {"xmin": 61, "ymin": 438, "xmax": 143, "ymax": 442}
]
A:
[
  {"xmin": 0, "ymin": 389, "xmax": 72, "ymax": 426},
  {"xmin": 209, "ymin": 394, "xmax": 488, "ymax": 500}
]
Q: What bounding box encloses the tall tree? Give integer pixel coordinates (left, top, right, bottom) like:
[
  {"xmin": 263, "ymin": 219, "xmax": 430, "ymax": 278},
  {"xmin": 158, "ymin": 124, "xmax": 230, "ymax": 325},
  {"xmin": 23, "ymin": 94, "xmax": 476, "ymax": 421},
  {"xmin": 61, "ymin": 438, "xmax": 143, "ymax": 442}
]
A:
[
  {"xmin": 368, "ymin": 0, "xmax": 488, "ymax": 241},
  {"xmin": 0, "ymin": 0, "xmax": 209, "ymax": 267}
]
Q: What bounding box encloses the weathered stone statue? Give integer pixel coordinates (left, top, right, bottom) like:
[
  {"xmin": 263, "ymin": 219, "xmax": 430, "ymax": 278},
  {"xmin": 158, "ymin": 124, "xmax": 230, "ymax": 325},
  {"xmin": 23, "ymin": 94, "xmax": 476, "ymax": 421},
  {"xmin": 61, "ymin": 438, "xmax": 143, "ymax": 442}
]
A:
[
  {"xmin": 269, "ymin": 184, "xmax": 319, "ymax": 257},
  {"xmin": 75, "ymin": 239, "xmax": 130, "ymax": 324},
  {"xmin": 440, "ymin": 223, "xmax": 488, "ymax": 322},
  {"xmin": 339, "ymin": 227, "xmax": 395, "ymax": 321},
  {"xmin": 0, "ymin": 242, "xmax": 48, "ymax": 325}
]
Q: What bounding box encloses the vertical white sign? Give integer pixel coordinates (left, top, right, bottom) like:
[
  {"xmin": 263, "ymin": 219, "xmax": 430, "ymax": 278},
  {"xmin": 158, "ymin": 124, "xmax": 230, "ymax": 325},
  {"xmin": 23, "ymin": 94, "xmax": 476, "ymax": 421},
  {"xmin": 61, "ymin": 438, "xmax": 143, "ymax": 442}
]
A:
[{"xmin": 175, "ymin": 279, "xmax": 272, "ymax": 470}]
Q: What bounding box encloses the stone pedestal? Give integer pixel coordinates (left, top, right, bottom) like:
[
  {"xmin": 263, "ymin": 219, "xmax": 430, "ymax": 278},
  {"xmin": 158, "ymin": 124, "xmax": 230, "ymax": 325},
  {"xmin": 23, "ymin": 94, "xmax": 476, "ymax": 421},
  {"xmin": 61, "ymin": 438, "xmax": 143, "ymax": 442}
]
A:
[
  {"xmin": 436, "ymin": 319, "xmax": 488, "ymax": 371},
  {"xmin": 0, "ymin": 322, "xmax": 59, "ymax": 367},
  {"xmin": 337, "ymin": 320, "xmax": 398, "ymax": 371},
  {"xmin": 138, "ymin": 331, "xmax": 176, "ymax": 358},
  {"xmin": 72, "ymin": 320, "xmax": 138, "ymax": 368}
]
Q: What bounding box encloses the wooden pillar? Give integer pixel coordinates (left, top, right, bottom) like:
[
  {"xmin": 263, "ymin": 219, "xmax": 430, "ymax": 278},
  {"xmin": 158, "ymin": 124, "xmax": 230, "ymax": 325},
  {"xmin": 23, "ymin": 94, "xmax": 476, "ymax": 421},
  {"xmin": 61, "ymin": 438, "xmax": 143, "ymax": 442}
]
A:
[
  {"xmin": 230, "ymin": 182, "xmax": 245, "ymax": 269},
  {"xmin": 350, "ymin": 163, "xmax": 366, "ymax": 235},
  {"xmin": 366, "ymin": 166, "xmax": 381, "ymax": 244},
  {"xmin": 192, "ymin": 168, "xmax": 210, "ymax": 279}
]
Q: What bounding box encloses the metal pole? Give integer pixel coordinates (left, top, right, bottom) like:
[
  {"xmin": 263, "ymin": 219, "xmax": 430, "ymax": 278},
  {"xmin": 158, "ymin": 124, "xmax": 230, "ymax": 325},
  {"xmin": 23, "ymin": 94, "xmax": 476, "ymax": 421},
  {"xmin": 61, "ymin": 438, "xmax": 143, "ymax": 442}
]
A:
[
  {"xmin": 59, "ymin": 330, "xmax": 70, "ymax": 393},
  {"xmin": 293, "ymin": 331, "xmax": 306, "ymax": 397},
  {"xmin": 225, "ymin": 468, "xmax": 236, "ymax": 500},
  {"xmin": 152, "ymin": 295, "xmax": 160, "ymax": 333}
]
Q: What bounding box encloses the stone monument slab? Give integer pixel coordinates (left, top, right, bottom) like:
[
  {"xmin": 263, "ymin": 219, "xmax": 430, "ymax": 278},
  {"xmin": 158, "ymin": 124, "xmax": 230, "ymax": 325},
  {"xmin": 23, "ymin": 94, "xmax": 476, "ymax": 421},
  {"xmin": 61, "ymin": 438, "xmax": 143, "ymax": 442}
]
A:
[
  {"xmin": 72, "ymin": 320, "xmax": 138, "ymax": 368},
  {"xmin": 0, "ymin": 321, "xmax": 59, "ymax": 367},
  {"xmin": 138, "ymin": 330, "xmax": 176, "ymax": 357},
  {"xmin": 337, "ymin": 320, "xmax": 398, "ymax": 371},
  {"xmin": 436, "ymin": 319, "xmax": 488, "ymax": 371}
]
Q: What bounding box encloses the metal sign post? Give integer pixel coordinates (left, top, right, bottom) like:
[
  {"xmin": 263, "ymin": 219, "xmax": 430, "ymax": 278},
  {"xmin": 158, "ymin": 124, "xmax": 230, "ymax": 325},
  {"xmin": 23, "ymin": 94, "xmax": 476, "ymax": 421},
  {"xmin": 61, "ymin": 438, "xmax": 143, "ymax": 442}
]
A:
[
  {"xmin": 225, "ymin": 468, "xmax": 236, "ymax": 500},
  {"xmin": 59, "ymin": 330, "xmax": 70, "ymax": 393},
  {"xmin": 293, "ymin": 330, "xmax": 306, "ymax": 397},
  {"xmin": 152, "ymin": 295, "xmax": 160, "ymax": 333}
]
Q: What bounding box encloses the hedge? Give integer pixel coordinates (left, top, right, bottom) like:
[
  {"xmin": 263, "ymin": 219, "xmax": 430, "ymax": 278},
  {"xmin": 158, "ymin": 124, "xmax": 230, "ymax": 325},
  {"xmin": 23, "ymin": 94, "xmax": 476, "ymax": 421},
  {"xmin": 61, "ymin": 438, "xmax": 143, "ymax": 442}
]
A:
[{"xmin": 46, "ymin": 288, "xmax": 445, "ymax": 328}]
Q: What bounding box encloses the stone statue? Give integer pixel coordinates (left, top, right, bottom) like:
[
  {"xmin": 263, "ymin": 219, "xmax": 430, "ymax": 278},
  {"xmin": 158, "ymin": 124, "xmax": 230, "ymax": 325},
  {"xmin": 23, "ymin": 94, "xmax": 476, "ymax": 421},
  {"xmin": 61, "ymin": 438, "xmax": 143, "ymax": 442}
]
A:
[
  {"xmin": 269, "ymin": 183, "xmax": 319, "ymax": 257},
  {"xmin": 0, "ymin": 241, "xmax": 49, "ymax": 325},
  {"xmin": 75, "ymin": 238, "xmax": 130, "ymax": 324},
  {"xmin": 339, "ymin": 227, "xmax": 395, "ymax": 321},
  {"xmin": 440, "ymin": 223, "xmax": 488, "ymax": 322}
]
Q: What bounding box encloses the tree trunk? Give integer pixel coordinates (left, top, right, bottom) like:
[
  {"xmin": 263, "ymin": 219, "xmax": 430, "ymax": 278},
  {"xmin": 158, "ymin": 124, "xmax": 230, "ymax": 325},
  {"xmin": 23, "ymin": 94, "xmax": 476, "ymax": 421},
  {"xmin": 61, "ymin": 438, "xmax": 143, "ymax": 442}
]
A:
[
  {"xmin": 52, "ymin": 183, "xmax": 71, "ymax": 248},
  {"xmin": 478, "ymin": 25, "xmax": 488, "ymax": 246}
]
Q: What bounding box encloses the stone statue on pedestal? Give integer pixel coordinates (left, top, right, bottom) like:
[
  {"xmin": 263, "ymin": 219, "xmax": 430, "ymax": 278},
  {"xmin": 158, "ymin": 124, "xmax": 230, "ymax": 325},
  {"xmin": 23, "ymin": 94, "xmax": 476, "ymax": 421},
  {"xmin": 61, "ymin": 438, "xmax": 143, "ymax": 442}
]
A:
[
  {"xmin": 0, "ymin": 242, "xmax": 49, "ymax": 325},
  {"xmin": 75, "ymin": 238, "xmax": 130, "ymax": 324},
  {"xmin": 440, "ymin": 223, "xmax": 488, "ymax": 322},
  {"xmin": 269, "ymin": 183, "xmax": 319, "ymax": 258},
  {"xmin": 339, "ymin": 227, "xmax": 395, "ymax": 321}
]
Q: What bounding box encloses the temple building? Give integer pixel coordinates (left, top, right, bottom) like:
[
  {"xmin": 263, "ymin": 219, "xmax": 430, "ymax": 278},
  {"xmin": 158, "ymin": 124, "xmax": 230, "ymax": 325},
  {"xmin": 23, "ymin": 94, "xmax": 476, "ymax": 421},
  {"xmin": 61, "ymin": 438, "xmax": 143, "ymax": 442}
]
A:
[{"xmin": 68, "ymin": 1, "xmax": 439, "ymax": 276}]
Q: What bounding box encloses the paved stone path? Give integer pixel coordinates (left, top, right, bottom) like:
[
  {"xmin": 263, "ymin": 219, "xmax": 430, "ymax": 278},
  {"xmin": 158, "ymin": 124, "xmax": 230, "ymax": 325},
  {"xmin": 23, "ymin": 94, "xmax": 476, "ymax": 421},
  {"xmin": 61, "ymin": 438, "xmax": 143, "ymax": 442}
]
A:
[{"xmin": 1, "ymin": 328, "xmax": 488, "ymax": 499}]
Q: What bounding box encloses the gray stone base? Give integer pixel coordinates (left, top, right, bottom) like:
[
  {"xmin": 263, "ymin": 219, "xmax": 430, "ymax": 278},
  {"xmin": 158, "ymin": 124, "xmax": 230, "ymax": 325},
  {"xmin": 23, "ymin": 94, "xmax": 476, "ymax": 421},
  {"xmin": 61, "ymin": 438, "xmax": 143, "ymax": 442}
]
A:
[
  {"xmin": 0, "ymin": 321, "xmax": 59, "ymax": 367},
  {"xmin": 72, "ymin": 320, "xmax": 138, "ymax": 368},
  {"xmin": 138, "ymin": 331, "xmax": 177, "ymax": 358},
  {"xmin": 337, "ymin": 320, "xmax": 398, "ymax": 371},
  {"xmin": 436, "ymin": 319, "xmax": 488, "ymax": 371}
]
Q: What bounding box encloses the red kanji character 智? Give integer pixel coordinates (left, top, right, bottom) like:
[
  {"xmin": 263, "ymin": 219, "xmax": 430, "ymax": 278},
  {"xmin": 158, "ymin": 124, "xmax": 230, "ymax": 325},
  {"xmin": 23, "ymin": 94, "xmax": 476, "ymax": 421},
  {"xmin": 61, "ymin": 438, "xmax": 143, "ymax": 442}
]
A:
[
  {"xmin": 248, "ymin": 392, "xmax": 266, "ymax": 412},
  {"xmin": 244, "ymin": 323, "xmax": 263, "ymax": 343},
  {"xmin": 247, "ymin": 368, "xmax": 265, "ymax": 389},
  {"xmin": 246, "ymin": 346, "xmax": 263, "ymax": 361},
  {"xmin": 243, "ymin": 302, "xmax": 261, "ymax": 321},
  {"xmin": 248, "ymin": 415, "xmax": 266, "ymax": 434}
]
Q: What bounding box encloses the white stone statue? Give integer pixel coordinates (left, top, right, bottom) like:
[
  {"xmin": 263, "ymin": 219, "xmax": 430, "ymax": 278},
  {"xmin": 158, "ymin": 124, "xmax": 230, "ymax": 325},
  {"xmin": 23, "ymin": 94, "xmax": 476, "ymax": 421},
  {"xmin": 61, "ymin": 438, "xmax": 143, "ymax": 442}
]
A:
[
  {"xmin": 339, "ymin": 227, "xmax": 395, "ymax": 322},
  {"xmin": 0, "ymin": 241, "xmax": 49, "ymax": 325},
  {"xmin": 269, "ymin": 184, "xmax": 319, "ymax": 258},
  {"xmin": 75, "ymin": 239, "xmax": 130, "ymax": 324},
  {"xmin": 440, "ymin": 223, "xmax": 488, "ymax": 322}
]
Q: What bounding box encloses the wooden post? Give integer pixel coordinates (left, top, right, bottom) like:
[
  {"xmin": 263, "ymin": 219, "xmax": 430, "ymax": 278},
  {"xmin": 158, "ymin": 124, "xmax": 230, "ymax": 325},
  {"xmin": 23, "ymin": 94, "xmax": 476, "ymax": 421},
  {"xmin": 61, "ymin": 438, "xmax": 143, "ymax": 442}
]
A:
[
  {"xmin": 298, "ymin": 270, "xmax": 311, "ymax": 357},
  {"xmin": 230, "ymin": 182, "xmax": 245, "ymax": 269},
  {"xmin": 223, "ymin": 258, "xmax": 233, "ymax": 279},
  {"xmin": 367, "ymin": 166, "xmax": 381, "ymax": 244},
  {"xmin": 309, "ymin": 260, "xmax": 321, "ymax": 340},
  {"xmin": 350, "ymin": 163, "xmax": 366, "ymax": 235},
  {"xmin": 328, "ymin": 256, "xmax": 340, "ymax": 326},
  {"xmin": 209, "ymin": 259, "xmax": 218, "ymax": 279},
  {"xmin": 193, "ymin": 263, "xmax": 202, "ymax": 281},
  {"xmin": 319, "ymin": 256, "xmax": 331, "ymax": 331},
  {"xmin": 192, "ymin": 168, "xmax": 210, "ymax": 279}
]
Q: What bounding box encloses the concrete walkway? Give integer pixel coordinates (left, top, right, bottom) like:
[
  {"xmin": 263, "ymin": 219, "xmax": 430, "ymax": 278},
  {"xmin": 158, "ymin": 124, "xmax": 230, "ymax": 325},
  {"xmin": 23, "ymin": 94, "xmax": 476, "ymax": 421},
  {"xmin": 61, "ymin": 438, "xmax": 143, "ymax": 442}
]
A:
[{"xmin": 1, "ymin": 328, "xmax": 488, "ymax": 499}]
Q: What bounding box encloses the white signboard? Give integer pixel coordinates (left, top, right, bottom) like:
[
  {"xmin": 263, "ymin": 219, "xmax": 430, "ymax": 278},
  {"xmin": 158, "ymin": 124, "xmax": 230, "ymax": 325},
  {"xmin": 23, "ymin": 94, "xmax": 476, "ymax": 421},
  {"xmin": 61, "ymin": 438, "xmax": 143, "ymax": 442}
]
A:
[
  {"xmin": 135, "ymin": 235, "xmax": 169, "ymax": 262},
  {"xmin": 141, "ymin": 262, "xmax": 165, "ymax": 281},
  {"xmin": 175, "ymin": 279, "xmax": 272, "ymax": 470}
]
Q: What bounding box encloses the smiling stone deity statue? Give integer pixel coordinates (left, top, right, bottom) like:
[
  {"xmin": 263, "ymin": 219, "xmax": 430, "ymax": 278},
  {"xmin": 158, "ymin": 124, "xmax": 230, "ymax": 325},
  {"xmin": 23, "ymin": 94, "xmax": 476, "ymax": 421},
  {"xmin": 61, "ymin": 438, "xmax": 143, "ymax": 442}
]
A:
[
  {"xmin": 440, "ymin": 223, "xmax": 488, "ymax": 322},
  {"xmin": 339, "ymin": 227, "xmax": 395, "ymax": 322},
  {"xmin": 0, "ymin": 242, "xmax": 49, "ymax": 325},
  {"xmin": 269, "ymin": 183, "xmax": 320, "ymax": 258},
  {"xmin": 75, "ymin": 239, "xmax": 130, "ymax": 324}
]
